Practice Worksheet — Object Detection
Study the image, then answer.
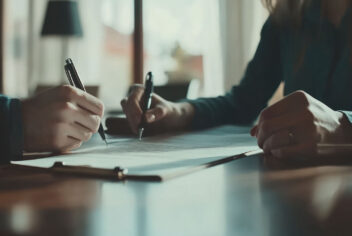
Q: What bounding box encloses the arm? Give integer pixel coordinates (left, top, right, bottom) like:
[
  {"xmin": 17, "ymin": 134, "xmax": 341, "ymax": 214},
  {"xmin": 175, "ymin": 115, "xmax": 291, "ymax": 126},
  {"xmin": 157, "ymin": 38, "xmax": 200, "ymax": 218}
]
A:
[
  {"xmin": 1, "ymin": 86, "xmax": 105, "ymax": 163},
  {"xmin": 120, "ymin": 18, "xmax": 284, "ymax": 135},
  {"xmin": 187, "ymin": 17, "xmax": 283, "ymax": 129},
  {"xmin": 0, "ymin": 95, "xmax": 23, "ymax": 163},
  {"xmin": 252, "ymin": 91, "xmax": 352, "ymax": 159}
]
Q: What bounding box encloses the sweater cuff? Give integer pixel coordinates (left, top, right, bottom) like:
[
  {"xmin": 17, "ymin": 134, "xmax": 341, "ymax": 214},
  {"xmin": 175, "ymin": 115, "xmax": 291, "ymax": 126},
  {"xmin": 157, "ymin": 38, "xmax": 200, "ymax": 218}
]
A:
[
  {"xmin": 9, "ymin": 98, "xmax": 24, "ymax": 160},
  {"xmin": 340, "ymin": 111, "xmax": 352, "ymax": 124},
  {"xmin": 178, "ymin": 99, "xmax": 205, "ymax": 130}
]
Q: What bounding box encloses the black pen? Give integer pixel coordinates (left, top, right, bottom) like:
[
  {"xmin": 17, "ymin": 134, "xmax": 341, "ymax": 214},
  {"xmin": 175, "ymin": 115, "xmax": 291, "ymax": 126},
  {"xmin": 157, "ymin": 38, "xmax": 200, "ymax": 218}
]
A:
[
  {"xmin": 138, "ymin": 72, "xmax": 154, "ymax": 140},
  {"xmin": 64, "ymin": 58, "xmax": 108, "ymax": 145}
]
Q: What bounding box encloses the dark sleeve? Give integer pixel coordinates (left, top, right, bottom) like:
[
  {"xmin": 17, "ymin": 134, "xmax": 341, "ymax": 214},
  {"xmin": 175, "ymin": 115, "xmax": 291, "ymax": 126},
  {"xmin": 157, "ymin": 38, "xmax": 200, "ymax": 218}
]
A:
[
  {"xmin": 0, "ymin": 95, "xmax": 23, "ymax": 163},
  {"xmin": 186, "ymin": 17, "xmax": 283, "ymax": 130}
]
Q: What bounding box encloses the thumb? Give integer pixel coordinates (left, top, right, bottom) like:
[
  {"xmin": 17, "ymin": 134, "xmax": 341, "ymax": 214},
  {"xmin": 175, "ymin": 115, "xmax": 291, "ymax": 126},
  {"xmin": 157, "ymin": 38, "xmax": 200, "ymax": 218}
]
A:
[
  {"xmin": 144, "ymin": 105, "xmax": 168, "ymax": 123},
  {"xmin": 250, "ymin": 125, "xmax": 258, "ymax": 137}
]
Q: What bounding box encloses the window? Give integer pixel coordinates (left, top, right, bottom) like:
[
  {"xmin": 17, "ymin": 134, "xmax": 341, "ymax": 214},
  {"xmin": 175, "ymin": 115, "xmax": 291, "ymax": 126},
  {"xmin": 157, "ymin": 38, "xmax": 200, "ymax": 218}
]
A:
[
  {"xmin": 3, "ymin": 0, "xmax": 135, "ymax": 110},
  {"xmin": 143, "ymin": 0, "xmax": 222, "ymax": 96},
  {"xmin": 3, "ymin": 0, "xmax": 29, "ymax": 97},
  {"xmin": 99, "ymin": 0, "xmax": 134, "ymax": 108},
  {"xmin": 2, "ymin": 0, "xmax": 222, "ymax": 107},
  {"xmin": 144, "ymin": 0, "xmax": 207, "ymax": 85}
]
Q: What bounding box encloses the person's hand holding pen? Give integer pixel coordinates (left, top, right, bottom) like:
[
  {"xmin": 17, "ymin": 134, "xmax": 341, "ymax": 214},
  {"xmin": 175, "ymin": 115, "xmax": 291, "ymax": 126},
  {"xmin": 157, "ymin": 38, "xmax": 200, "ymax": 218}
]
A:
[
  {"xmin": 251, "ymin": 91, "xmax": 352, "ymax": 159},
  {"xmin": 64, "ymin": 58, "xmax": 107, "ymax": 144},
  {"xmin": 22, "ymin": 85, "xmax": 104, "ymax": 152},
  {"xmin": 120, "ymin": 75, "xmax": 195, "ymax": 137}
]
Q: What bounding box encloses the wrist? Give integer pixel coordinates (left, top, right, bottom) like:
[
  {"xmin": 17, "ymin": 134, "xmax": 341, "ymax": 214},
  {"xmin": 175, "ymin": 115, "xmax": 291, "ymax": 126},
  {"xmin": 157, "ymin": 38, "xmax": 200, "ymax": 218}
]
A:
[{"xmin": 173, "ymin": 102, "xmax": 195, "ymax": 131}]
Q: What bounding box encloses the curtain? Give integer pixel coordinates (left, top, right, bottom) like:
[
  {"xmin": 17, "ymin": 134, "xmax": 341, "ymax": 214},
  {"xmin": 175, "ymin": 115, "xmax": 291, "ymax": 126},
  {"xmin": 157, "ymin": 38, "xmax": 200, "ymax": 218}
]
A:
[
  {"xmin": 219, "ymin": 0, "xmax": 268, "ymax": 91},
  {"xmin": 200, "ymin": 0, "xmax": 224, "ymax": 97}
]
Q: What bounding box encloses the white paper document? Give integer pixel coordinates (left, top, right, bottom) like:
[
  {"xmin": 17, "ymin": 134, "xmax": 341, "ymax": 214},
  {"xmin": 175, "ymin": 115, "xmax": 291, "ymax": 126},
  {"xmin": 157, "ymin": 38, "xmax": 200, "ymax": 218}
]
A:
[{"xmin": 12, "ymin": 126, "xmax": 259, "ymax": 175}]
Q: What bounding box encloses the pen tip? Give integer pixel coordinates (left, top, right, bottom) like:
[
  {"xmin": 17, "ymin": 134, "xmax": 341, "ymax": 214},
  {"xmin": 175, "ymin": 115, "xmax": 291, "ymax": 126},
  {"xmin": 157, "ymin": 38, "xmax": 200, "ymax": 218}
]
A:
[
  {"xmin": 104, "ymin": 139, "xmax": 108, "ymax": 146},
  {"xmin": 138, "ymin": 128, "xmax": 144, "ymax": 141}
]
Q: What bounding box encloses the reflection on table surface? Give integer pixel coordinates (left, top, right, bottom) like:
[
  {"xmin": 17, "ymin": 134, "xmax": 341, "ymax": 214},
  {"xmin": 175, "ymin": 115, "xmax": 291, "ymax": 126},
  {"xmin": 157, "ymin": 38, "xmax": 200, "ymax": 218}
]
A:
[{"xmin": 1, "ymin": 154, "xmax": 352, "ymax": 236}]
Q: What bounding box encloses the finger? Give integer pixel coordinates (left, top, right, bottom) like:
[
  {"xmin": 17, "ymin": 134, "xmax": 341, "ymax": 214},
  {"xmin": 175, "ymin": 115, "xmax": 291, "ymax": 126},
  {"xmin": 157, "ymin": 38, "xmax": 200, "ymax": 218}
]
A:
[
  {"xmin": 262, "ymin": 129, "xmax": 291, "ymax": 153},
  {"xmin": 150, "ymin": 93, "xmax": 164, "ymax": 107},
  {"xmin": 58, "ymin": 137, "xmax": 82, "ymax": 153},
  {"xmin": 60, "ymin": 85, "xmax": 104, "ymax": 116},
  {"xmin": 75, "ymin": 92, "xmax": 104, "ymax": 117},
  {"xmin": 250, "ymin": 125, "xmax": 258, "ymax": 137},
  {"xmin": 121, "ymin": 98, "xmax": 138, "ymax": 134},
  {"xmin": 50, "ymin": 128, "xmax": 82, "ymax": 153},
  {"xmin": 128, "ymin": 84, "xmax": 144, "ymax": 96},
  {"xmin": 124, "ymin": 103, "xmax": 143, "ymax": 134},
  {"xmin": 271, "ymin": 141, "xmax": 318, "ymax": 160},
  {"xmin": 67, "ymin": 122, "xmax": 93, "ymax": 142},
  {"xmin": 125, "ymin": 88, "xmax": 145, "ymax": 133},
  {"xmin": 257, "ymin": 111, "xmax": 301, "ymax": 148},
  {"xmin": 259, "ymin": 91, "xmax": 309, "ymax": 122},
  {"xmin": 72, "ymin": 106, "xmax": 101, "ymax": 133},
  {"xmin": 128, "ymin": 85, "xmax": 145, "ymax": 104},
  {"xmin": 120, "ymin": 97, "xmax": 127, "ymax": 109},
  {"xmin": 144, "ymin": 105, "xmax": 167, "ymax": 123},
  {"xmin": 261, "ymin": 120, "xmax": 321, "ymax": 154},
  {"xmin": 57, "ymin": 102, "xmax": 101, "ymax": 133},
  {"xmin": 127, "ymin": 87, "xmax": 144, "ymax": 114}
]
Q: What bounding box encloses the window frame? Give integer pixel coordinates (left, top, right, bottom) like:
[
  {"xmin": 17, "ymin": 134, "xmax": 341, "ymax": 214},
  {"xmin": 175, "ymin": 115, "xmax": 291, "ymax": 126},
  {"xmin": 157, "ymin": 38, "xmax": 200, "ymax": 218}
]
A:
[
  {"xmin": 133, "ymin": 0, "xmax": 143, "ymax": 84},
  {"xmin": 0, "ymin": 0, "xmax": 140, "ymax": 93},
  {"xmin": 0, "ymin": 0, "xmax": 3, "ymax": 93}
]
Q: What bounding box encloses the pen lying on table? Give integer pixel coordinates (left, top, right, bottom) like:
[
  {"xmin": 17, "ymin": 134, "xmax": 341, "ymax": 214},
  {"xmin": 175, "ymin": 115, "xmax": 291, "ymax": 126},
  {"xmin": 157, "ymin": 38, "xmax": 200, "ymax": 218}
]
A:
[
  {"xmin": 51, "ymin": 162, "xmax": 128, "ymax": 181},
  {"xmin": 64, "ymin": 58, "xmax": 108, "ymax": 145}
]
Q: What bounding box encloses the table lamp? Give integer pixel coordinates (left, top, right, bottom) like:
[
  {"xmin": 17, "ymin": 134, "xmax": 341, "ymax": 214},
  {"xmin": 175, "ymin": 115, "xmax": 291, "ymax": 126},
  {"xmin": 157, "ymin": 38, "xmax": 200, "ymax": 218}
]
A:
[{"xmin": 41, "ymin": 0, "xmax": 83, "ymax": 83}]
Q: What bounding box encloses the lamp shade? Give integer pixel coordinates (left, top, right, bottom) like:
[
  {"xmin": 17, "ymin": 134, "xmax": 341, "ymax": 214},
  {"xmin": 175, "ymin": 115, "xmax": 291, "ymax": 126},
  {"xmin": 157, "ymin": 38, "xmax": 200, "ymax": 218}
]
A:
[{"xmin": 41, "ymin": 0, "xmax": 83, "ymax": 37}]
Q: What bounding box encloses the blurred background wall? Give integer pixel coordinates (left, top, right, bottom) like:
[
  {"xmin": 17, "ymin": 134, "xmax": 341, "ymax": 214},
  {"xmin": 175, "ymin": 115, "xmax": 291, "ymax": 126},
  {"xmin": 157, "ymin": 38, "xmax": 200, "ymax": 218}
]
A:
[{"xmin": 2, "ymin": 0, "xmax": 282, "ymax": 110}]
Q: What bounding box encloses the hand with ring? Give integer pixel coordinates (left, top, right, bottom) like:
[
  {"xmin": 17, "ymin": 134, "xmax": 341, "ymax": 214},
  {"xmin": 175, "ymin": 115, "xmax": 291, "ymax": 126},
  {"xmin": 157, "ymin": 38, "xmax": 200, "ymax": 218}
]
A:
[{"xmin": 250, "ymin": 90, "xmax": 352, "ymax": 159}]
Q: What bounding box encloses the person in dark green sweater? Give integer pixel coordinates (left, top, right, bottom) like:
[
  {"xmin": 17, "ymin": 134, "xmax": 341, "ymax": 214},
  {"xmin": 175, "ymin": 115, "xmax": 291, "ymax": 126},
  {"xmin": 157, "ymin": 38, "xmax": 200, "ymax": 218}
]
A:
[
  {"xmin": 1, "ymin": 86, "xmax": 104, "ymax": 163},
  {"xmin": 121, "ymin": 0, "xmax": 352, "ymax": 159}
]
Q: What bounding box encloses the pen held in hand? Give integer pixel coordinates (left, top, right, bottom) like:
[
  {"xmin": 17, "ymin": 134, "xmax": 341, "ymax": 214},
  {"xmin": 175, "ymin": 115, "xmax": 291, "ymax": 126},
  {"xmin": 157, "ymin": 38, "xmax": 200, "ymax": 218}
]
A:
[
  {"xmin": 64, "ymin": 58, "xmax": 108, "ymax": 145},
  {"xmin": 138, "ymin": 72, "xmax": 154, "ymax": 140}
]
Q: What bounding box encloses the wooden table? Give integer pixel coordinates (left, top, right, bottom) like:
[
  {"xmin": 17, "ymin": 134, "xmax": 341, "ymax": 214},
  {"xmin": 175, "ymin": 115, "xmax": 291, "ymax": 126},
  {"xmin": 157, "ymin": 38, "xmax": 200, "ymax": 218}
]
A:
[{"xmin": 1, "ymin": 151, "xmax": 352, "ymax": 235}]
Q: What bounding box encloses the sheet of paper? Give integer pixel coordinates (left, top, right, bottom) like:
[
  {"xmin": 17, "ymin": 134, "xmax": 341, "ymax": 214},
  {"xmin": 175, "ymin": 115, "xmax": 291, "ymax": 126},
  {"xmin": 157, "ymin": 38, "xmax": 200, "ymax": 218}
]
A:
[{"xmin": 12, "ymin": 126, "xmax": 259, "ymax": 175}]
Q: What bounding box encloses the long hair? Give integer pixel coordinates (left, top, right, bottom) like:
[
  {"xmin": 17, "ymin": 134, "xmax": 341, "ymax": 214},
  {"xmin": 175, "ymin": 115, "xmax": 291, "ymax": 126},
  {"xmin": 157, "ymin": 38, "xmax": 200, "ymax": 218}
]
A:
[
  {"xmin": 262, "ymin": 0, "xmax": 352, "ymax": 67},
  {"xmin": 262, "ymin": 0, "xmax": 313, "ymax": 26},
  {"xmin": 261, "ymin": 0, "xmax": 314, "ymax": 71}
]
